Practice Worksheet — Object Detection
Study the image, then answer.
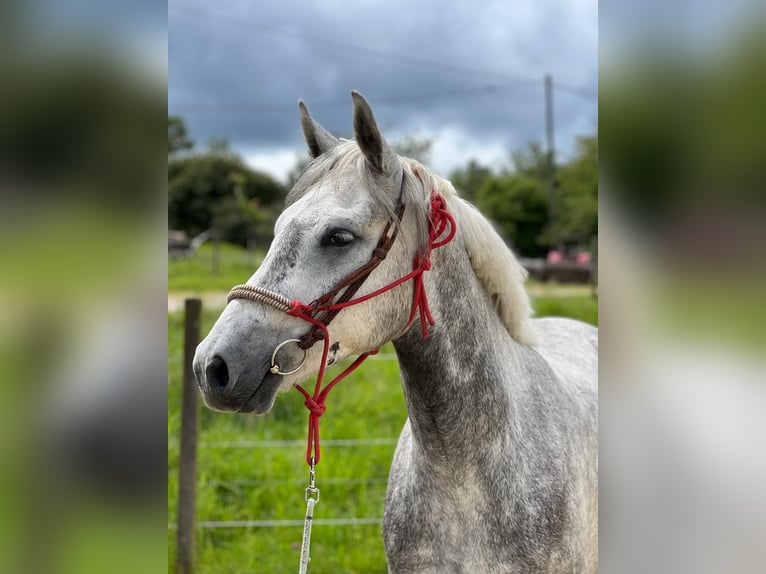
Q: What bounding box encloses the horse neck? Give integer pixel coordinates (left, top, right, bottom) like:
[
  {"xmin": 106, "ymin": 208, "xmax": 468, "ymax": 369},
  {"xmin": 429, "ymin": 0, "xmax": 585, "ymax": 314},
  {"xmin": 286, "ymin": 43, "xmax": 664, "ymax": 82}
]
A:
[{"xmin": 392, "ymin": 238, "xmax": 524, "ymax": 466}]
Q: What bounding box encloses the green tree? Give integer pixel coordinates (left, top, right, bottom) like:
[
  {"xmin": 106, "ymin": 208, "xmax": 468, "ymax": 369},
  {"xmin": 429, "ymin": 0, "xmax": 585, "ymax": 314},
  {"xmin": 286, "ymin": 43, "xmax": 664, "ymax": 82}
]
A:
[
  {"xmin": 168, "ymin": 116, "xmax": 193, "ymax": 155},
  {"xmin": 471, "ymin": 142, "xmax": 552, "ymax": 257},
  {"xmin": 168, "ymin": 152, "xmax": 285, "ymax": 246},
  {"xmin": 449, "ymin": 159, "xmax": 493, "ymax": 203},
  {"xmin": 549, "ymin": 134, "xmax": 598, "ymax": 243},
  {"xmin": 206, "ymin": 137, "xmax": 232, "ymax": 155},
  {"xmin": 468, "ymin": 137, "xmax": 597, "ymax": 255},
  {"xmin": 475, "ymin": 173, "xmax": 549, "ymax": 257},
  {"xmin": 508, "ymin": 141, "xmax": 549, "ymax": 181}
]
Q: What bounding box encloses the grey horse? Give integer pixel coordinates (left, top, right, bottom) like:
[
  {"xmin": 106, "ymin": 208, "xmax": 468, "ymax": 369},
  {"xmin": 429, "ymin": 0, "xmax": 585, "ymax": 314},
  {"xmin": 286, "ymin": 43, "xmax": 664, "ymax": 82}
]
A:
[{"xmin": 193, "ymin": 92, "xmax": 598, "ymax": 573}]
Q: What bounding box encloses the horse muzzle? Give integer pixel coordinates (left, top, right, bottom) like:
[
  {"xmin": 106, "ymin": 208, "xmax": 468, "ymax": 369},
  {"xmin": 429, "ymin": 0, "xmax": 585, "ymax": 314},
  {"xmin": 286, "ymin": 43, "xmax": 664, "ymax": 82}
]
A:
[{"xmin": 192, "ymin": 334, "xmax": 306, "ymax": 414}]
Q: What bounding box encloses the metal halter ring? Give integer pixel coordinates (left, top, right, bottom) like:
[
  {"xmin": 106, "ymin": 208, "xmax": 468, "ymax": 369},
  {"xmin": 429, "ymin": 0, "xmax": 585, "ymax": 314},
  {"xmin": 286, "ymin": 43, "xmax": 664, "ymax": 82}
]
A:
[{"xmin": 269, "ymin": 339, "xmax": 308, "ymax": 376}]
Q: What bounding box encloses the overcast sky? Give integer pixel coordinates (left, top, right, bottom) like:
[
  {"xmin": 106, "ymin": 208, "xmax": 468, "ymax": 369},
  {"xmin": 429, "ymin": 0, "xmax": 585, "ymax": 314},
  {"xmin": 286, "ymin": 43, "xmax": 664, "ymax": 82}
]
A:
[{"xmin": 169, "ymin": 0, "xmax": 598, "ymax": 183}]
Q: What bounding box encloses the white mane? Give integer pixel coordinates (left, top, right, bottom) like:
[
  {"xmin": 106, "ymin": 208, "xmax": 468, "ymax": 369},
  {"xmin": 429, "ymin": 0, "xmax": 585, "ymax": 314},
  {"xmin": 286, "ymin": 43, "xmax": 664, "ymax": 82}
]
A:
[{"xmin": 406, "ymin": 159, "xmax": 537, "ymax": 345}]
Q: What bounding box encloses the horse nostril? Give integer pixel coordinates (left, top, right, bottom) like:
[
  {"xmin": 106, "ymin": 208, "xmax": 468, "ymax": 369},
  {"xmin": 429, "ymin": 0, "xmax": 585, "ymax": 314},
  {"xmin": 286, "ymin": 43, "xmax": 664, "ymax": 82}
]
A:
[{"xmin": 206, "ymin": 355, "xmax": 229, "ymax": 390}]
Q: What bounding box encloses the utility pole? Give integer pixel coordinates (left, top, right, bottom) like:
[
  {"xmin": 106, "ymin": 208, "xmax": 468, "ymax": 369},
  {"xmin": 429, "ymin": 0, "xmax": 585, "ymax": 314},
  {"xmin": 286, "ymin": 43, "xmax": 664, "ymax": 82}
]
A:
[{"xmin": 544, "ymin": 74, "xmax": 556, "ymax": 239}]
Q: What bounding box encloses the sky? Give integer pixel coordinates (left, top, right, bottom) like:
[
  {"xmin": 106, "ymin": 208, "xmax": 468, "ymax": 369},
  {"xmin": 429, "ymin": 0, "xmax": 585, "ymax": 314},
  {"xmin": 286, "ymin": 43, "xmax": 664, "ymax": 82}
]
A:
[{"xmin": 168, "ymin": 0, "xmax": 598, "ymax": 183}]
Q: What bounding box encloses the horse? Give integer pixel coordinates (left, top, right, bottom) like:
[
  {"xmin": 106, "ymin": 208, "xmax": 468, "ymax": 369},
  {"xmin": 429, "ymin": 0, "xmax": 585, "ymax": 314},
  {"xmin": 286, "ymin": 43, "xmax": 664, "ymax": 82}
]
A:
[{"xmin": 193, "ymin": 91, "xmax": 598, "ymax": 573}]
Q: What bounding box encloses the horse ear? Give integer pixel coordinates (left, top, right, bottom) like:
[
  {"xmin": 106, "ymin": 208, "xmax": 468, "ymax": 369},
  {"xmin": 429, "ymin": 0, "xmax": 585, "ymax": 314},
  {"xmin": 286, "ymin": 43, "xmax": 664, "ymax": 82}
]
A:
[
  {"xmin": 299, "ymin": 100, "xmax": 340, "ymax": 158},
  {"xmin": 351, "ymin": 91, "xmax": 398, "ymax": 174}
]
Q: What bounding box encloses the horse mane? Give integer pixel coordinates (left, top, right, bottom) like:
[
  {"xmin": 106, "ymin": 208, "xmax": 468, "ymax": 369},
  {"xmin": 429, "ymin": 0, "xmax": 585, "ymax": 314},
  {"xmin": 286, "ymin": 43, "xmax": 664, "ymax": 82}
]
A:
[{"xmin": 404, "ymin": 159, "xmax": 536, "ymax": 345}]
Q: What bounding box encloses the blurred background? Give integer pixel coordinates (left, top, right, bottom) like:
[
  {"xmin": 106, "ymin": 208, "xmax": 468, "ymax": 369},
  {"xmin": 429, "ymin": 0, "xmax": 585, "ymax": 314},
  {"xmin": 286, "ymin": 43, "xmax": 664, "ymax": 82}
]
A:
[
  {"xmin": 0, "ymin": 0, "xmax": 167, "ymax": 573},
  {"xmin": 599, "ymin": 1, "xmax": 766, "ymax": 573}
]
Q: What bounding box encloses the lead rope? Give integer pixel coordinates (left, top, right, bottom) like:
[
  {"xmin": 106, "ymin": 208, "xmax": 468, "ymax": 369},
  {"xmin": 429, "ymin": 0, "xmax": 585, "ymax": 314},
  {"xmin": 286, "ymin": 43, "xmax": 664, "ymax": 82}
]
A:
[
  {"xmin": 227, "ymin": 191, "xmax": 456, "ymax": 574},
  {"xmin": 298, "ymin": 497, "xmax": 316, "ymax": 574},
  {"xmin": 298, "ymin": 458, "xmax": 319, "ymax": 574}
]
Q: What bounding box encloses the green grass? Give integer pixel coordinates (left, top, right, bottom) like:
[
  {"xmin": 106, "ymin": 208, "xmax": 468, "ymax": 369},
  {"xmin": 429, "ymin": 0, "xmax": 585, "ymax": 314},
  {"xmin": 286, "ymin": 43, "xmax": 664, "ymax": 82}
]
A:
[
  {"xmin": 169, "ymin": 243, "xmax": 263, "ymax": 292},
  {"xmin": 168, "ymin": 295, "xmax": 598, "ymax": 573},
  {"xmin": 533, "ymin": 295, "xmax": 598, "ymax": 326}
]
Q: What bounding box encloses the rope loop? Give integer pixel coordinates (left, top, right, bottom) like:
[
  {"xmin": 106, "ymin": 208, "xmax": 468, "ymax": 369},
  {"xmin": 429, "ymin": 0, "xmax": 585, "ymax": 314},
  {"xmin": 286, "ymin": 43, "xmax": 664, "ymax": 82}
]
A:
[{"xmin": 428, "ymin": 194, "xmax": 457, "ymax": 250}]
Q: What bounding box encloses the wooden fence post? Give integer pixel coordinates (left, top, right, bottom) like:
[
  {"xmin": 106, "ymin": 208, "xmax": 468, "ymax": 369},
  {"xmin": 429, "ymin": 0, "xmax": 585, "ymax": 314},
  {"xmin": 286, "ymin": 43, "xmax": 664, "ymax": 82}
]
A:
[{"xmin": 176, "ymin": 298, "xmax": 202, "ymax": 574}]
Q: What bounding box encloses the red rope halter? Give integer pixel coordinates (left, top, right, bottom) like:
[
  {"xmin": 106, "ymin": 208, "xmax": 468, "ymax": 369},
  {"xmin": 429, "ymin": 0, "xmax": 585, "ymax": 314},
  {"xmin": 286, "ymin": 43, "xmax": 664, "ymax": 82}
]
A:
[{"xmin": 230, "ymin": 191, "xmax": 456, "ymax": 465}]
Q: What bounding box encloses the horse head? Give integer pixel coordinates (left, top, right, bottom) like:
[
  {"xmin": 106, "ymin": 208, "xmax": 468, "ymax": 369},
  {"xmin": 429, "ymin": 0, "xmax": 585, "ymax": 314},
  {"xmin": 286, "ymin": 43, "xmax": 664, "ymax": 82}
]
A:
[{"xmin": 193, "ymin": 92, "xmax": 428, "ymax": 414}]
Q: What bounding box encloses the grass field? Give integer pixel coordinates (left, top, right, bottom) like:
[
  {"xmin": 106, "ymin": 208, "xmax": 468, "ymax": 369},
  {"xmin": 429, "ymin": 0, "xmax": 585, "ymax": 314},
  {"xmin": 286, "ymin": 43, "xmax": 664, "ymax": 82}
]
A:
[
  {"xmin": 169, "ymin": 243, "xmax": 264, "ymax": 292},
  {"xmin": 168, "ymin": 244, "xmax": 598, "ymax": 573}
]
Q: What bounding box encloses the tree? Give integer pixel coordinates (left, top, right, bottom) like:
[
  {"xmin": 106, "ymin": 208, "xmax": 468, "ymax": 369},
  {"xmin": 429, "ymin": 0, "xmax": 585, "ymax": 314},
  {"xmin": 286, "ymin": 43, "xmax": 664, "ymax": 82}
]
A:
[
  {"xmin": 506, "ymin": 141, "xmax": 550, "ymax": 180},
  {"xmin": 469, "ymin": 142, "xmax": 552, "ymax": 257},
  {"xmin": 168, "ymin": 152, "xmax": 285, "ymax": 246},
  {"xmin": 465, "ymin": 136, "xmax": 597, "ymax": 256},
  {"xmin": 206, "ymin": 137, "xmax": 231, "ymax": 155},
  {"xmin": 168, "ymin": 116, "xmax": 193, "ymax": 155},
  {"xmin": 475, "ymin": 173, "xmax": 550, "ymax": 257},
  {"xmin": 449, "ymin": 160, "xmax": 493, "ymax": 203},
  {"xmin": 548, "ymin": 134, "xmax": 598, "ymax": 244}
]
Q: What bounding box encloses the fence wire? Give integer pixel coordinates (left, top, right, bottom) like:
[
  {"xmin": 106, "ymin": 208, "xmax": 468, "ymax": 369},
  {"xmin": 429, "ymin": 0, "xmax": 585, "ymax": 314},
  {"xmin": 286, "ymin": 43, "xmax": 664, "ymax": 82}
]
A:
[
  {"xmin": 169, "ymin": 437, "xmax": 399, "ymax": 449},
  {"xmin": 169, "ymin": 518, "xmax": 383, "ymax": 529}
]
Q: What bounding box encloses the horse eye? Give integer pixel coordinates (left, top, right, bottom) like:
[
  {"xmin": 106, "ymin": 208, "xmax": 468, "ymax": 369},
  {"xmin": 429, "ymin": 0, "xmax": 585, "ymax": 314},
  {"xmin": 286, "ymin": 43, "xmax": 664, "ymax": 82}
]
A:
[{"xmin": 323, "ymin": 230, "xmax": 355, "ymax": 247}]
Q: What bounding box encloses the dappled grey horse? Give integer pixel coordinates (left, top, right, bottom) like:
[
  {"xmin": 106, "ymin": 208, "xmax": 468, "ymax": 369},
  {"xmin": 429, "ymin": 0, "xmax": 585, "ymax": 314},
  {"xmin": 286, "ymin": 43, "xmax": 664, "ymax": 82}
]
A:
[{"xmin": 193, "ymin": 92, "xmax": 598, "ymax": 573}]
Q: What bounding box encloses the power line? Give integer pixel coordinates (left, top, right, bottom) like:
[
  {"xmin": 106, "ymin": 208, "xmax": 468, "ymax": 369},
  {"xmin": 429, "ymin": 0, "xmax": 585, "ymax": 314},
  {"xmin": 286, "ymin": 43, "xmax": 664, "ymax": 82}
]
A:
[
  {"xmin": 200, "ymin": 438, "xmax": 399, "ymax": 449},
  {"xmin": 169, "ymin": 81, "xmax": 597, "ymax": 115},
  {"xmin": 168, "ymin": 438, "xmax": 400, "ymax": 449},
  {"xmin": 205, "ymin": 477, "xmax": 390, "ymax": 487},
  {"xmin": 169, "ymin": 2, "xmax": 543, "ymax": 85},
  {"xmin": 169, "ymin": 84, "xmax": 532, "ymax": 114},
  {"xmin": 168, "ymin": 518, "xmax": 382, "ymax": 529},
  {"xmin": 169, "ymin": 3, "xmax": 597, "ymax": 107}
]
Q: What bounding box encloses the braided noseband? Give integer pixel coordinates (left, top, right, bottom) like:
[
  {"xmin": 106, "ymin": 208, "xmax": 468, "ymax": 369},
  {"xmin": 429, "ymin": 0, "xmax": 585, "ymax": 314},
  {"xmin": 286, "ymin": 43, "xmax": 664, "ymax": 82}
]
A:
[{"xmin": 227, "ymin": 286, "xmax": 293, "ymax": 313}]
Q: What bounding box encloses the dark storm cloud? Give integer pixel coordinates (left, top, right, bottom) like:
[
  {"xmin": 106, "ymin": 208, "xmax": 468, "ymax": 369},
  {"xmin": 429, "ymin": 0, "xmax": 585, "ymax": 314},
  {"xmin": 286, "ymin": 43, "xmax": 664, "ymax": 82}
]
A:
[{"xmin": 169, "ymin": 0, "xmax": 596, "ymax": 162}]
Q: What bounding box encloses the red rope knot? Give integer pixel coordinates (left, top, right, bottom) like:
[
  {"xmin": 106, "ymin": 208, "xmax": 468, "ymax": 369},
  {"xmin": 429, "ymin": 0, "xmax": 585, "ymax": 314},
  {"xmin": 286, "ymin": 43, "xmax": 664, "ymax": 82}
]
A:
[
  {"xmin": 288, "ymin": 300, "xmax": 313, "ymax": 317},
  {"xmin": 419, "ymin": 254, "xmax": 432, "ymax": 271},
  {"xmin": 430, "ymin": 193, "xmax": 447, "ymax": 212},
  {"xmin": 304, "ymin": 397, "xmax": 326, "ymax": 417}
]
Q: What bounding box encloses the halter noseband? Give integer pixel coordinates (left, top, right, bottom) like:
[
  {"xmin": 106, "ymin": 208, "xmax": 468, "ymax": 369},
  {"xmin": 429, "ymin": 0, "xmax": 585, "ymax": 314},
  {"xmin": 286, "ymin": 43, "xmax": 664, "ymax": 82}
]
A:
[{"xmin": 226, "ymin": 189, "xmax": 456, "ymax": 465}]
